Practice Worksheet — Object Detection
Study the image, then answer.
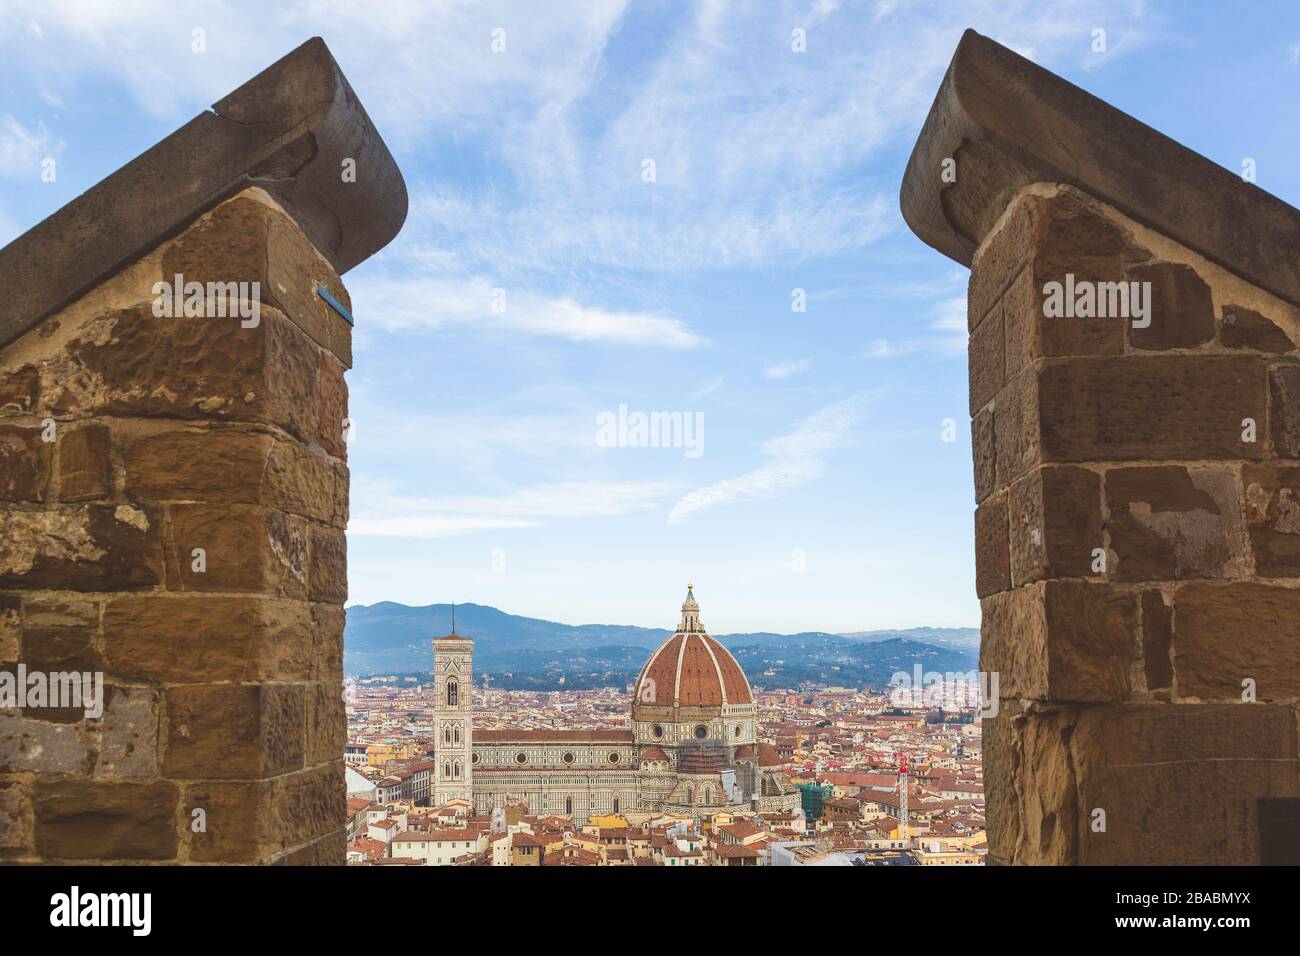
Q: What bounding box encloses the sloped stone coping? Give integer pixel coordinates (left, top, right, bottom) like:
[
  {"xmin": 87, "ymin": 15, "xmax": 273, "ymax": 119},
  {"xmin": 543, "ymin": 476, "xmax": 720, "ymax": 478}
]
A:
[
  {"xmin": 900, "ymin": 29, "xmax": 1300, "ymax": 310},
  {"xmin": 0, "ymin": 37, "xmax": 407, "ymax": 349}
]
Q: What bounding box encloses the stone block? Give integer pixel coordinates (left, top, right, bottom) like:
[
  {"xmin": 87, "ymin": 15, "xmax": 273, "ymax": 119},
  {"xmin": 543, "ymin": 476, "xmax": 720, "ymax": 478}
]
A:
[
  {"xmin": 0, "ymin": 780, "xmax": 33, "ymax": 855},
  {"xmin": 1104, "ymin": 465, "xmax": 1247, "ymax": 581},
  {"xmin": 1038, "ymin": 355, "xmax": 1267, "ymax": 462},
  {"xmin": 309, "ymin": 525, "xmax": 347, "ymax": 603},
  {"xmin": 162, "ymin": 683, "xmax": 305, "ymax": 780},
  {"xmin": 0, "ymin": 366, "xmax": 39, "ymax": 418},
  {"xmin": 969, "ymin": 200, "xmax": 1030, "ymax": 331},
  {"xmin": 265, "ymin": 438, "xmax": 341, "ymax": 524},
  {"xmin": 306, "ymin": 681, "xmax": 346, "ymax": 766},
  {"xmin": 51, "ymin": 304, "xmax": 320, "ymax": 443},
  {"xmin": 318, "ymin": 351, "xmax": 349, "ymax": 460},
  {"xmin": 183, "ymin": 780, "xmax": 273, "ymax": 863},
  {"xmin": 974, "ymin": 492, "xmax": 1010, "ymax": 598},
  {"xmin": 971, "ymin": 406, "xmax": 996, "ymax": 505},
  {"xmin": 1127, "ymin": 261, "xmax": 1215, "ymax": 350},
  {"xmin": 0, "ymin": 504, "xmax": 163, "ymax": 590},
  {"xmin": 91, "ymin": 685, "xmax": 160, "ymax": 778},
  {"xmin": 1071, "ymin": 704, "xmax": 1299, "ymax": 865},
  {"xmin": 165, "ymin": 504, "xmax": 307, "ymax": 598},
  {"xmin": 20, "ymin": 598, "xmax": 103, "ymax": 684},
  {"xmin": 0, "ymin": 710, "xmax": 90, "ymax": 773},
  {"xmin": 1172, "ymin": 582, "xmax": 1300, "ymax": 700},
  {"xmin": 1243, "ymin": 463, "xmax": 1300, "ymax": 576},
  {"xmin": 980, "ymin": 580, "xmax": 1136, "ymax": 702},
  {"xmin": 310, "ymin": 602, "xmax": 345, "ymax": 684},
  {"xmin": 1008, "ymin": 465, "xmax": 1102, "ymax": 585},
  {"xmin": 1270, "ymin": 364, "xmax": 1300, "ymax": 457},
  {"xmin": 1140, "ymin": 590, "xmax": 1173, "ymax": 692},
  {"xmin": 0, "ymin": 425, "xmax": 52, "ymax": 502},
  {"xmin": 981, "ymin": 702, "xmax": 1079, "ymax": 865},
  {"xmin": 103, "ymin": 595, "xmax": 314, "ymax": 683},
  {"xmin": 33, "ymin": 780, "xmax": 178, "ymax": 860},
  {"xmin": 124, "ymin": 428, "xmax": 272, "ymax": 504},
  {"xmin": 0, "ymin": 595, "xmax": 17, "ymax": 663},
  {"xmin": 58, "ymin": 424, "xmax": 112, "ymax": 502},
  {"xmin": 1221, "ymin": 304, "xmax": 1295, "ymax": 353},
  {"xmin": 993, "ymin": 365, "xmax": 1041, "ymax": 486},
  {"xmin": 272, "ymin": 761, "xmax": 345, "ymax": 848},
  {"xmin": 985, "ymin": 702, "xmax": 1298, "ymax": 865},
  {"xmin": 160, "ymin": 194, "xmax": 353, "ymax": 366},
  {"xmin": 968, "ymin": 303, "xmax": 1004, "ymax": 414},
  {"xmin": 273, "ymin": 827, "xmax": 346, "ymax": 865}
]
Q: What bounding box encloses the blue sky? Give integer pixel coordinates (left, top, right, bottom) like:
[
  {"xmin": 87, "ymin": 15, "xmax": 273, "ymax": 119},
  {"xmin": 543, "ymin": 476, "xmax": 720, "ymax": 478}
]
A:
[{"xmin": 2, "ymin": 1, "xmax": 1298, "ymax": 632}]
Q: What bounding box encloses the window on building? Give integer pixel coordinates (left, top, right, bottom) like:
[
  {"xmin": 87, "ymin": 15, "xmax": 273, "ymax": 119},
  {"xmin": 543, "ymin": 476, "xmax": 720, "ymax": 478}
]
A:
[
  {"xmin": 447, "ymin": 681, "xmax": 458, "ymax": 707},
  {"xmin": 613, "ymin": 798, "xmax": 620, "ymax": 814},
  {"xmin": 565, "ymin": 797, "xmax": 572, "ymax": 815}
]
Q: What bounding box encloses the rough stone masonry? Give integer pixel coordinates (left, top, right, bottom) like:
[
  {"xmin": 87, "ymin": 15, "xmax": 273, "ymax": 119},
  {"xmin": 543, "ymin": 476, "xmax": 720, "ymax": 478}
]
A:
[
  {"xmin": 0, "ymin": 39, "xmax": 406, "ymax": 864},
  {"xmin": 903, "ymin": 31, "xmax": 1300, "ymax": 864}
]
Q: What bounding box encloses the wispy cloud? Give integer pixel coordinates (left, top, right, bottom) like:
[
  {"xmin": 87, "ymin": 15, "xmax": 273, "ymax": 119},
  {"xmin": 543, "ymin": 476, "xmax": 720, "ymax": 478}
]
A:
[
  {"xmin": 862, "ymin": 295, "xmax": 967, "ymax": 359},
  {"xmin": 351, "ymin": 273, "xmax": 706, "ymax": 349},
  {"xmin": 668, "ymin": 394, "xmax": 870, "ymax": 524},
  {"xmin": 0, "ymin": 116, "xmax": 61, "ymax": 178},
  {"xmin": 690, "ymin": 377, "xmax": 724, "ymax": 400},
  {"xmin": 764, "ymin": 359, "xmax": 811, "ymax": 380},
  {"xmin": 351, "ymin": 480, "xmax": 679, "ymax": 539}
]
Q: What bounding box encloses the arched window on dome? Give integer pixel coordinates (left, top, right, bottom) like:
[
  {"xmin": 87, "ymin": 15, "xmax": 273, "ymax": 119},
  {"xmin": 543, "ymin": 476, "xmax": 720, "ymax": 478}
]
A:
[
  {"xmin": 703, "ymin": 787, "xmax": 711, "ymax": 804},
  {"xmin": 686, "ymin": 786, "xmax": 694, "ymax": 805}
]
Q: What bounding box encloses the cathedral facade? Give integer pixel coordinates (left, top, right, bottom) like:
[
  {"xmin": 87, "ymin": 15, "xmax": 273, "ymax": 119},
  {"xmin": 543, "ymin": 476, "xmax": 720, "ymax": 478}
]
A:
[{"xmin": 431, "ymin": 587, "xmax": 800, "ymax": 825}]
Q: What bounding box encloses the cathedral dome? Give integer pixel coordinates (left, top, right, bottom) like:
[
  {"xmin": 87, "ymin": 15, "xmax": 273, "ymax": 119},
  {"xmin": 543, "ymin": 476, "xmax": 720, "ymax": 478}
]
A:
[{"xmin": 632, "ymin": 587, "xmax": 752, "ymax": 708}]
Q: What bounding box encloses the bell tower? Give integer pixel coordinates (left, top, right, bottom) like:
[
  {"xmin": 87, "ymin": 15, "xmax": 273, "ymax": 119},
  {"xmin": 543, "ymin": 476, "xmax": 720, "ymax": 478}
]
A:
[{"xmin": 432, "ymin": 610, "xmax": 474, "ymax": 806}]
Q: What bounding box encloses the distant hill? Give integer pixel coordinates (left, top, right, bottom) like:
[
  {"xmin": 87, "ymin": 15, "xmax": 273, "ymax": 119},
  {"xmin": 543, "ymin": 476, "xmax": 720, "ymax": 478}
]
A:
[
  {"xmin": 345, "ymin": 602, "xmax": 979, "ymax": 691},
  {"xmin": 837, "ymin": 627, "xmax": 981, "ymax": 650}
]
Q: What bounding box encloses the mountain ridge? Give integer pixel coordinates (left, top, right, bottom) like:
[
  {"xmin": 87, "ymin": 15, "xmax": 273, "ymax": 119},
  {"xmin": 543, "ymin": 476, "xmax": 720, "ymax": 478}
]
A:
[{"xmin": 345, "ymin": 602, "xmax": 979, "ymax": 690}]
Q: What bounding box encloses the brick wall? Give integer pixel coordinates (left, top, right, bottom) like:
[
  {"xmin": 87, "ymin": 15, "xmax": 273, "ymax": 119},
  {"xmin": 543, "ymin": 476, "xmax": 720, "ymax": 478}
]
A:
[
  {"xmin": 973, "ymin": 183, "xmax": 1300, "ymax": 864},
  {"xmin": 0, "ymin": 188, "xmax": 351, "ymax": 863}
]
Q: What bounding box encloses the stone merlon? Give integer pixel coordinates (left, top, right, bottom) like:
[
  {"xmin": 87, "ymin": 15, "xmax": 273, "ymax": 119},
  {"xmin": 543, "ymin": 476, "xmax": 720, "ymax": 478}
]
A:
[
  {"xmin": 900, "ymin": 29, "xmax": 1300, "ymax": 309},
  {"xmin": 0, "ymin": 36, "xmax": 408, "ymax": 349}
]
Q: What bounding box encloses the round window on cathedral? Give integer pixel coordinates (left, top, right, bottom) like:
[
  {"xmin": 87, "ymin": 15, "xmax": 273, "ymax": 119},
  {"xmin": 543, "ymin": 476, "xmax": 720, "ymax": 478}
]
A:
[
  {"xmin": 562, "ymin": 751, "xmax": 575, "ymax": 764},
  {"xmin": 694, "ymin": 724, "xmax": 708, "ymax": 739},
  {"xmin": 651, "ymin": 724, "xmax": 663, "ymax": 739},
  {"xmin": 608, "ymin": 752, "xmax": 621, "ymax": 764},
  {"xmin": 515, "ymin": 752, "xmax": 527, "ymax": 765},
  {"xmin": 471, "ymin": 752, "xmax": 480, "ymax": 765}
]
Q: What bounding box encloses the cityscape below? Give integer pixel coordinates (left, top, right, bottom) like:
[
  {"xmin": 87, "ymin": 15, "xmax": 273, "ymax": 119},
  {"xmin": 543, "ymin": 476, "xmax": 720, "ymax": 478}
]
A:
[{"xmin": 343, "ymin": 588, "xmax": 985, "ymax": 866}]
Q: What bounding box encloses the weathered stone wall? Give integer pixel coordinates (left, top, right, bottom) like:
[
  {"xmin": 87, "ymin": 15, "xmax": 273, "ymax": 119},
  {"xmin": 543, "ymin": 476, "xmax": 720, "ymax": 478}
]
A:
[
  {"xmin": 973, "ymin": 182, "xmax": 1300, "ymax": 865},
  {"xmin": 0, "ymin": 187, "xmax": 350, "ymax": 863}
]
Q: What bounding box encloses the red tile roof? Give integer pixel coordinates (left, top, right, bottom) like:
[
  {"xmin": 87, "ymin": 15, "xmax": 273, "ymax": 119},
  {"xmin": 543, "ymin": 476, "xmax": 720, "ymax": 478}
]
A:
[{"xmin": 634, "ymin": 633, "xmax": 752, "ymax": 707}]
